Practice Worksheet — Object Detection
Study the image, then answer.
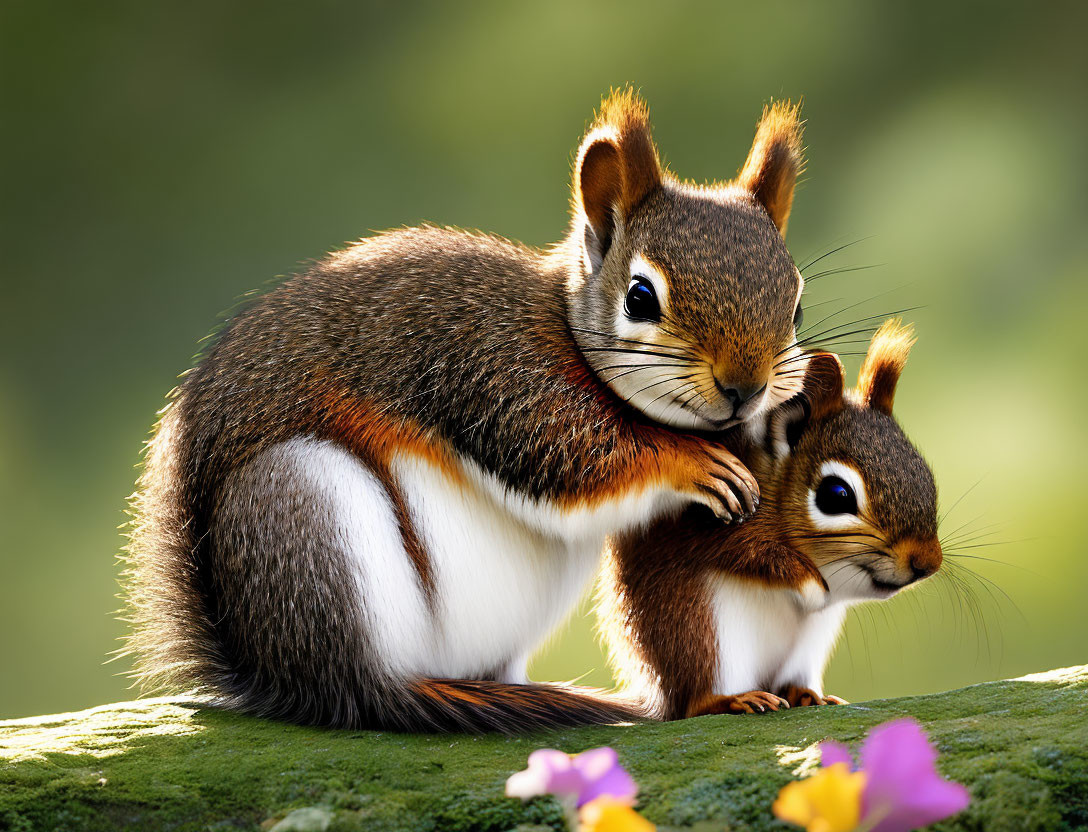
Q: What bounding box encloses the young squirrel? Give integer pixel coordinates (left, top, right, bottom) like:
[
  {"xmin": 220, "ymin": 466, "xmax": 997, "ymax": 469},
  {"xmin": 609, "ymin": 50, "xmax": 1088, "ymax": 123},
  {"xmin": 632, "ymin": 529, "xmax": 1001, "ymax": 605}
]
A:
[
  {"xmin": 599, "ymin": 321, "xmax": 942, "ymax": 720},
  {"xmin": 123, "ymin": 89, "xmax": 810, "ymax": 733}
]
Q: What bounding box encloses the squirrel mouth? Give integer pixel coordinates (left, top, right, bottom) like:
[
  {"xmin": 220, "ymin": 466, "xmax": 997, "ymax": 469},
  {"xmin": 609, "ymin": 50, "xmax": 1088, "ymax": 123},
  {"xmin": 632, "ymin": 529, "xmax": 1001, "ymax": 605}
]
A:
[
  {"xmin": 865, "ymin": 570, "xmax": 905, "ymax": 596},
  {"xmin": 694, "ymin": 412, "xmax": 742, "ymax": 431}
]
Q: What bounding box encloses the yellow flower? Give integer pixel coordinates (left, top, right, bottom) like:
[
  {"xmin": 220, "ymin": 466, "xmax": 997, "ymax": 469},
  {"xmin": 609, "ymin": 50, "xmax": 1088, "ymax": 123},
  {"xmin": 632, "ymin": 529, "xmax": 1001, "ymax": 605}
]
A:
[
  {"xmin": 579, "ymin": 796, "xmax": 656, "ymax": 832},
  {"xmin": 772, "ymin": 763, "xmax": 866, "ymax": 832}
]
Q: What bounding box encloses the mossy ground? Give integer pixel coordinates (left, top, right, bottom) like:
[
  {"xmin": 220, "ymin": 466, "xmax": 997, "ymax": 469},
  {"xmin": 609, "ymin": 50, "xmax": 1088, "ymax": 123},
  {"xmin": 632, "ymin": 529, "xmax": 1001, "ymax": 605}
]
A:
[{"xmin": 2, "ymin": 667, "xmax": 1086, "ymax": 832}]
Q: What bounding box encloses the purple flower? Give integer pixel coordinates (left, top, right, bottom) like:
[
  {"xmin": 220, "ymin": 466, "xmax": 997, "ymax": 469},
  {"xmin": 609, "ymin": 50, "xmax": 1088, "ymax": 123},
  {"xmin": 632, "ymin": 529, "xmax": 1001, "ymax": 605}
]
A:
[
  {"xmin": 818, "ymin": 718, "xmax": 970, "ymax": 832},
  {"xmin": 821, "ymin": 740, "xmax": 854, "ymax": 769},
  {"xmin": 572, "ymin": 746, "xmax": 638, "ymax": 807},
  {"xmin": 506, "ymin": 746, "xmax": 638, "ymax": 808}
]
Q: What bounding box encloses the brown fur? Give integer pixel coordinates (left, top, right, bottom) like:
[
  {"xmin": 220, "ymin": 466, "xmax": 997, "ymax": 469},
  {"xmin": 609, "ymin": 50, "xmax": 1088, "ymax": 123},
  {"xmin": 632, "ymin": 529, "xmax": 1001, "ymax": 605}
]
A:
[
  {"xmin": 600, "ymin": 324, "xmax": 941, "ymax": 720},
  {"xmin": 736, "ymin": 101, "xmax": 805, "ymax": 235},
  {"xmin": 122, "ymin": 90, "xmax": 810, "ymax": 733},
  {"xmin": 856, "ymin": 319, "xmax": 916, "ymax": 414},
  {"xmin": 688, "ymin": 690, "xmax": 788, "ymax": 716},
  {"xmin": 568, "ymin": 91, "xmax": 807, "ymax": 427},
  {"xmin": 575, "ymin": 88, "xmax": 662, "ymax": 250}
]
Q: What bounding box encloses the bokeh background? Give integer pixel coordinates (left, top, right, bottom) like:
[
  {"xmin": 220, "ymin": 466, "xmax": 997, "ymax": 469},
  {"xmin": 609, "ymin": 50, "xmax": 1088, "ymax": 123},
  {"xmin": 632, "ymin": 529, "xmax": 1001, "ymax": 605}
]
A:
[{"xmin": 2, "ymin": 1, "xmax": 1086, "ymax": 719}]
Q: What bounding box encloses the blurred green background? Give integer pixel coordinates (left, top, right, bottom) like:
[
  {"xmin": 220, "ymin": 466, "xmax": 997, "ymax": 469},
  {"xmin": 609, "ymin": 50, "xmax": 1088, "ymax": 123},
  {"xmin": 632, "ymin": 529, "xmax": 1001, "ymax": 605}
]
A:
[{"xmin": 2, "ymin": 1, "xmax": 1086, "ymax": 719}]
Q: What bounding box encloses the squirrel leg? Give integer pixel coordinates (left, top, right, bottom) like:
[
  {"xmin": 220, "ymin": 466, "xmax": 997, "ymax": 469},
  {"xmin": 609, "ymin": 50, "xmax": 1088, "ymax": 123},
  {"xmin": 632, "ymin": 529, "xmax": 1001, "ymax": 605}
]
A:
[
  {"xmin": 712, "ymin": 537, "xmax": 829, "ymax": 609},
  {"xmin": 658, "ymin": 438, "xmax": 761, "ymax": 523},
  {"xmin": 685, "ymin": 690, "xmax": 789, "ymax": 717}
]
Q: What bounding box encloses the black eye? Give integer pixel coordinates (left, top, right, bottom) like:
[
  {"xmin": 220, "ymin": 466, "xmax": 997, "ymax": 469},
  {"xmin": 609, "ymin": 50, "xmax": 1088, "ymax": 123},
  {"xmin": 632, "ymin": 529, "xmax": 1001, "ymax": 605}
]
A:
[
  {"xmin": 793, "ymin": 303, "xmax": 804, "ymax": 329},
  {"xmin": 625, "ymin": 277, "xmax": 661, "ymax": 322},
  {"xmin": 815, "ymin": 476, "xmax": 857, "ymax": 515}
]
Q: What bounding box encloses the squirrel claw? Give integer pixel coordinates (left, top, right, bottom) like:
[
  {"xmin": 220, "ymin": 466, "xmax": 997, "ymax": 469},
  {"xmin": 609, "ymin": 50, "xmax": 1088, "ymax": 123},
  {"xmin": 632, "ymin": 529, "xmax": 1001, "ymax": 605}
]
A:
[
  {"xmin": 779, "ymin": 685, "xmax": 843, "ymax": 708},
  {"xmin": 689, "ymin": 445, "xmax": 760, "ymax": 521},
  {"xmin": 687, "ymin": 690, "xmax": 788, "ymax": 717}
]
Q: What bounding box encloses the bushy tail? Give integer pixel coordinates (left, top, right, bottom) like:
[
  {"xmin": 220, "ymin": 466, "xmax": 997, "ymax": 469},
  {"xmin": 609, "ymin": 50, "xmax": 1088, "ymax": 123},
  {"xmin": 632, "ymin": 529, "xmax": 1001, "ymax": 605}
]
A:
[{"xmin": 393, "ymin": 678, "xmax": 643, "ymax": 734}]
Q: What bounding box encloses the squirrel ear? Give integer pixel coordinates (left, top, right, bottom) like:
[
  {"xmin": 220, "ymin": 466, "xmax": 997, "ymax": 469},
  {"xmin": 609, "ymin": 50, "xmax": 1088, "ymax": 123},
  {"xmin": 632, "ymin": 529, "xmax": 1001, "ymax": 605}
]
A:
[
  {"xmin": 766, "ymin": 396, "xmax": 809, "ymax": 460},
  {"xmin": 735, "ymin": 101, "xmax": 804, "ymax": 236},
  {"xmin": 802, "ymin": 351, "xmax": 845, "ymax": 419},
  {"xmin": 766, "ymin": 351, "xmax": 843, "ymax": 459},
  {"xmin": 574, "ymin": 88, "xmax": 662, "ymax": 271},
  {"xmin": 857, "ymin": 319, "xmax": 916, "ymax": 414}
]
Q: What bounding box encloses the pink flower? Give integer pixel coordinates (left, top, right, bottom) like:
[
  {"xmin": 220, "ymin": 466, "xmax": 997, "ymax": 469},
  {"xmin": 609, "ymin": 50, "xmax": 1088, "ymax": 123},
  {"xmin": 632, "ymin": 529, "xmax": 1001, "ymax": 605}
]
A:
[
  {"xmin": 819, "ymin": 718, "xmax": 970, "ymax": 832},
  {"xmin": 506, "ymin": 746, "xmax": 638, "ymax": 808}
]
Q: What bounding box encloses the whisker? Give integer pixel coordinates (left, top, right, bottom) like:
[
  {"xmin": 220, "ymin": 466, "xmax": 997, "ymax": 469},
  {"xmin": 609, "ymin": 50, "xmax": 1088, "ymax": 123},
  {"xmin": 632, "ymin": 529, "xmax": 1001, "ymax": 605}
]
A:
[
  {"xmin": 644, "ymin": 374, "xmax": 698, "ymax": 409},
  {"xmin": 580, "ymin": 346, "xmax": 697, "ymax": 362},
  {"xmin": 937, "ymin": 477, "xmax": 987, "ymax": 527},
  {"xmin": 797, "ymin": 293, "xmax": 919, "ymax": 340},
  {"xmin": 601, "ymin": 364, "xmax": 692, "ymax": 385},
  {"xmin": 797, "ymin": 307, "xmax": 923, "ymax": 345},
  {"xmin": 805, "ymin": 263, "xmax": 884, "ymax": 282},
  {"xmin": 569, "ymin": 326, "xmax": 698, "ymax": 357},
  {"xmin": 797, "ymin": 236, "xmax": 873, "ymax": 273},
  {"xmin": 627, "ymin": 372, "xmax": 697, "ymax": 402}
]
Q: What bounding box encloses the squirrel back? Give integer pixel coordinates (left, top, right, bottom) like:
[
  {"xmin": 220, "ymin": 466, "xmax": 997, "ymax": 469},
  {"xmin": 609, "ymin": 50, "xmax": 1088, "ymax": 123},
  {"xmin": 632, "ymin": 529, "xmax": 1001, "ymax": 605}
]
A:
[{"xmin": 599, "ymin": 321, "xmax": 942, "ymax": 719}]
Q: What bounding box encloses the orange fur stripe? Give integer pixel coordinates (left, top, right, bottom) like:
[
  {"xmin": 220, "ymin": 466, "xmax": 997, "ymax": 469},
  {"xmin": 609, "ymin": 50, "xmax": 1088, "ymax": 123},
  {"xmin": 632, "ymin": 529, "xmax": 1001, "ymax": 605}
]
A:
[{"xmin": 317, "ymin": 390, "xmax": 466, "ymax": 488}]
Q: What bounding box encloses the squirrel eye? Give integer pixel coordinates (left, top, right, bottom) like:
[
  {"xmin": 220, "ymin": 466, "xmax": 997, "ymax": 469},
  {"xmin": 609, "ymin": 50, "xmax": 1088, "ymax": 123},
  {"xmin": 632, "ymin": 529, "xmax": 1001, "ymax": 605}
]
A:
[
  {"xmin": 793, "ymin": 303, "xmax": 804, "ymax": 329},
  {"xmin": 815, "ymin": 476, "xmax": 858, "ymax": 515},
  {"xmin": 624, "ymin": 277, "xmax": 661, "ymax": 322}
]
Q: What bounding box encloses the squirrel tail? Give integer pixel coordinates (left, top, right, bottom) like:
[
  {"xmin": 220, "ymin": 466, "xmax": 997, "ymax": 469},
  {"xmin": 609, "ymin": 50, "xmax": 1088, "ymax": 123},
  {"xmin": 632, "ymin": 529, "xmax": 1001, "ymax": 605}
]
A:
[{"xmin": 391, "ymin": 678, "xmax": 642, "ymax": 733}]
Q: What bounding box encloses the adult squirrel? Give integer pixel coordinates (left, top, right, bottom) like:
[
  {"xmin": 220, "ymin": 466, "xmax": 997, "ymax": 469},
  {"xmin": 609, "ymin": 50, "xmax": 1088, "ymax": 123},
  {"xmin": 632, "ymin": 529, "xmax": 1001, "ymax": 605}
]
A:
[
  {"xmin": 599, "ymin": 321, "xmax": 942, "ymax": 720},
  {"xmin": 122, "ymin": 89, "xmax": 810, "ymax": 733}
]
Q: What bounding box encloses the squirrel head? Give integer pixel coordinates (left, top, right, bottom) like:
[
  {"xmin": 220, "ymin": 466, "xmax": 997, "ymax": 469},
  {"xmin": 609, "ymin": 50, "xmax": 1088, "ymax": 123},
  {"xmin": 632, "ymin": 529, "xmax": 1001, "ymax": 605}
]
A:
[
  {"xmin": 758, "ymin": 320, "xmax": 941, "ymax": 602},
  {"xmin": 566, "ymin": 89, "xmax": 806, "ymax": 430}
]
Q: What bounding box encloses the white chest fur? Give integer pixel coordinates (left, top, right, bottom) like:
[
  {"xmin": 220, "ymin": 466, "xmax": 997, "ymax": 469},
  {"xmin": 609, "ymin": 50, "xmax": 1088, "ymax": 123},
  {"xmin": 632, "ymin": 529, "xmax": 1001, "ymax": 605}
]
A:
[
  {"xmin": 390, "ymin": 453, "xmax": 606, "ymax": 681},
  {"xmin": 708, "ymin": 576, "xmax": 847, "ymax": 696}
]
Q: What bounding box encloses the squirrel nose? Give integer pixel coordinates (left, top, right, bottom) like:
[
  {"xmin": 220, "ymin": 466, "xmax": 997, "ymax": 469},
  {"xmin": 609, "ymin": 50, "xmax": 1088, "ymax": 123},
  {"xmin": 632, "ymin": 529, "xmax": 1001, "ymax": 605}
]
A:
[
  {"xmin": 716, "ymin": 381, "xmax": 766, "ymax": 409},
  {"xmin": 910, "ymin": 564, "xmax": 933, "ymax": 582},
  {"xmin": 902, "ymin": 539, "xmax": 942, "ymax": 582}
]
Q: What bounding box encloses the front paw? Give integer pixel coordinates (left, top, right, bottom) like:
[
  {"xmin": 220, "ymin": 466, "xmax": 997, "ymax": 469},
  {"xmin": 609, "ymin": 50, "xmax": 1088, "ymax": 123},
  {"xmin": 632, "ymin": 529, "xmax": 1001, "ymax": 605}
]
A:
[
  {"xmin": 779, "ymin": 685, "xmax": 846, "ymax": 708},
  {"xmin": 687, "ymin": 690, "xmax": 789, "ymax": 717},
  {"xmin": 683, "ymin": 444, "xmax": 759, "ymax": 523}
]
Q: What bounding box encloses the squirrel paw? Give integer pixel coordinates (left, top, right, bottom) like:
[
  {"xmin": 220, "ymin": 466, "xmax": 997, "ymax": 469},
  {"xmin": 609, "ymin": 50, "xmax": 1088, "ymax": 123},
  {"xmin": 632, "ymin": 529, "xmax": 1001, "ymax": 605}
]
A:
[
  {"xmin": 685, "ymin": 444, "xmax": 760, "ymax": 522},
  {"xmin": 686, "ymin": 690, "xmax": 789, "ymax": 717},
  {"xmin": 779, "ymin": 685, "xmax": 847, "ymax": 708}
]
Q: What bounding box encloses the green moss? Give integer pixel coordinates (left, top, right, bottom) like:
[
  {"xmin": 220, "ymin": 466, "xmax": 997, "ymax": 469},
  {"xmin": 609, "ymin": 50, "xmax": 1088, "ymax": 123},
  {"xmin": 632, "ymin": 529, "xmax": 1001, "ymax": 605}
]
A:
[{"xmin": 2, "ymin": 667, "xmax": 1085, "ymax": 831}]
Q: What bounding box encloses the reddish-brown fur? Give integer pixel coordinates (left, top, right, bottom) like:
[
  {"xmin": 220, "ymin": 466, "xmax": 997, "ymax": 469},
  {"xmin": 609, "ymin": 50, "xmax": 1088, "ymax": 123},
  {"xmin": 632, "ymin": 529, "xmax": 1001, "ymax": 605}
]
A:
[
  {"xmin": 856, "ymin": 319, "xmax": 916, "ymax": 414},
  {"xmin": 575, "ymin": 90, "xmax": 662, "ymax": 247},
  {"xmin": 736, "ymin": 101, "xmax": 805, "ymax": 234},
  {"xmin": 600, "ymin": 323, "xmax": 942, "ymax": 721},
  {"xmin": 122, "ymin": 89, "xmax": 812, "ymax": 733}
]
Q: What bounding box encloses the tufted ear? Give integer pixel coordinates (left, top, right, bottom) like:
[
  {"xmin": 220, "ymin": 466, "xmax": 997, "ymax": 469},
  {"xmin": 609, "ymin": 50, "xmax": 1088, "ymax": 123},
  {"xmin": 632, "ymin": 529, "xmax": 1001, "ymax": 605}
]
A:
[
  {"xmin": 765, "ymin": 351, "xmax": 844, "ymax": 459},
  {"xmin": 856, "ymin": 319, "xmax": 916, "ymax": 414},
  {"xmin": 573, "ymin": 88, "xmax": 662, "ymax": 271},
  {"xmin": 736, "ymin": 101, "xmax": 804, "ymax": 236},
  {"xmin": 766, "ymin": 395, "xmax": 809, "ymax": 460},
  {"xmin": 802, "ymin": 351, "xmax": 845, "ymax": 419}
]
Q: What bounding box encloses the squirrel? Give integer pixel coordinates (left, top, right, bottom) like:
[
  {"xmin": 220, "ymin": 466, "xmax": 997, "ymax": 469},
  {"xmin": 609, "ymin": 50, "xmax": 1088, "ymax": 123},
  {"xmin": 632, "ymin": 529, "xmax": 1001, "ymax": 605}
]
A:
[
  {"xmin": 122, "ymin": 88, "xmax": 811, "ymax": 733},
  {"xmin": 598, "ymin": 320, "xmax": 942, "ymax": 720}
]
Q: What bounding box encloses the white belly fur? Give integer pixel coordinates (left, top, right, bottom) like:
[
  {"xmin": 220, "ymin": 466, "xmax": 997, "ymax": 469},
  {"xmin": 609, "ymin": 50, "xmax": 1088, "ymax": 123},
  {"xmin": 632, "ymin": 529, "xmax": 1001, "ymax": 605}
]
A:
[
  {"xmin": 278, "ymin": 437, "xmax": 676, "ymax": 683},
  {"xmin": 709, "ymin": 576, "xmax": 847, "ymax": 696},
  {"xmin": 392, "ymin": 452, "xmax": 604, "ymax": 680}
]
